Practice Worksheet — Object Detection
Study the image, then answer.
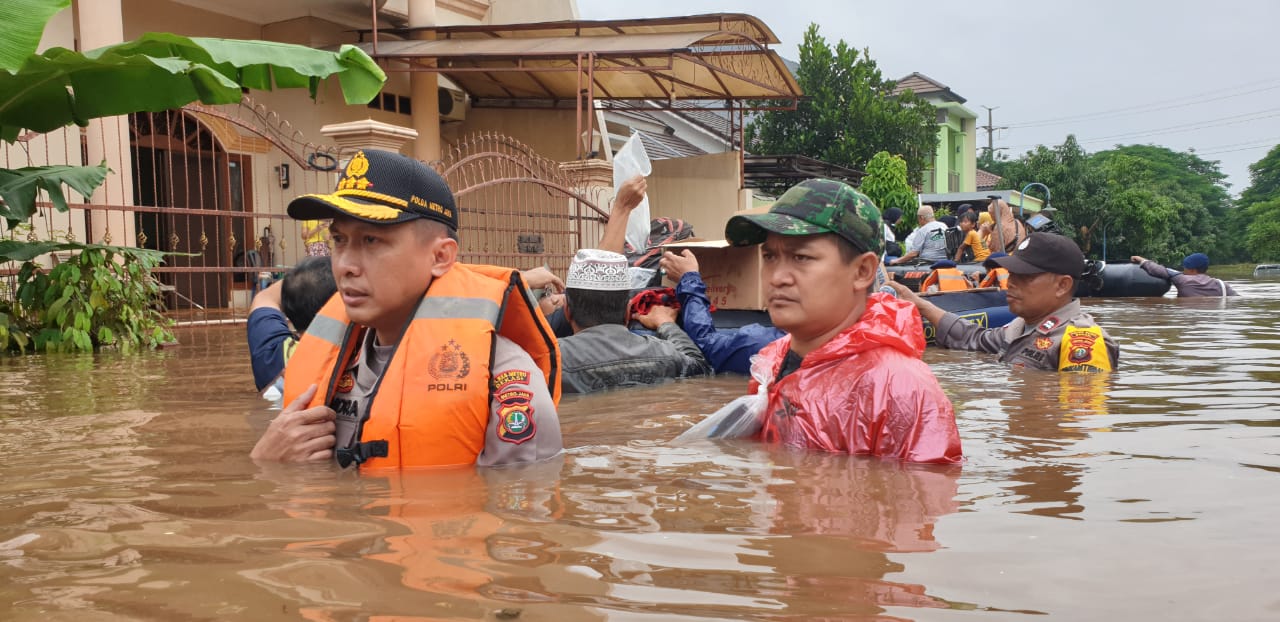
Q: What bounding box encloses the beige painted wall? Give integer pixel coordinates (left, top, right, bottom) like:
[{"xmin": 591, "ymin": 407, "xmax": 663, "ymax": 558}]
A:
[
  {"xmin": 451, "ymin": 108, "xmax": 581, "ymax": 163},
  {"xmin": 488, "ymin": 0, "xmax": 577, "ymax": 23},
  {"xmin": 647, "ymin": 152, "xmax": 742, "ymax": 242},
  {"xmin": 121, "ymin": 0, "xmax": 259, "ymax": 39}
]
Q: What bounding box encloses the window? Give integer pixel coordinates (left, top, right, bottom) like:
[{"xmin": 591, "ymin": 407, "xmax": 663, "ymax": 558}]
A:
[{"xmin": 366, "ymin": 93, "xmax": 413, "ymax": 115}]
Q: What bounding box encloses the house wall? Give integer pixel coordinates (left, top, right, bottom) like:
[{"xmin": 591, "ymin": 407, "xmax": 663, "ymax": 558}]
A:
[
  {"xmin": 488, "ymin": 0, "xmax": 577, "ymax": 23},
  {"xmin": 647, "ymin": 152, "xmax": 741, "ymax": 242},
  {"xmin": 926, "ymin": 100, "xmax": 978, "ymax": 194},
  {"xmin": 450, "ymin": 108, "xmax": 581, "ymax": 163}
]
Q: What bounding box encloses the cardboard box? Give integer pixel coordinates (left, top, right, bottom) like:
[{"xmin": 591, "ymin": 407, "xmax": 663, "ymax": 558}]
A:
[{"xmin": 663, "ymin": 239, "xmax": 765, "ymax": 310}]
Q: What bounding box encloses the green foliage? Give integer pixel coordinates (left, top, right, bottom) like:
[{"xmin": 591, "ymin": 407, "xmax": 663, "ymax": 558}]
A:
[
  {"xmin": 1, "ymin": 24, "xmax": 385, "ymax": 141},
  {"xmin": 1238, "ymin": 144, "xmax": 1280, "ymax": 261},
  {"xmin": 0, "ymin": 243, "xmax": 174, "ymax": 353},
  {"xmin": 859, "ymin": 151, "xmax": 916, "ymax": 213},
  {"xmin": 1093, "ymin": 144, "xmax": 1235, "ymax": 261},
  {"xmin": 0, "ymin": 162, "xmax": 110, "ymax": 226},
  {"xmin": 0, "ymin": 0, "xmax": 387, "ymax": 355},
  {"xmin": 994, "ymin": 135, "xmax": 1109, "ymax": 251},
  {"xmin": 994, "ymin": 137, "xmax": 1241, "ymax": 262},
  {"xmin": 0, "ymin": 0, "xmax": 70, "ymax": 71},
  {"xmin": 1243, "ymin": 197, "xmax": 1280, "ymax": 261},
  {"xmin": 745, "ymin": 24, "xmax": 939, "ymax": 187}
]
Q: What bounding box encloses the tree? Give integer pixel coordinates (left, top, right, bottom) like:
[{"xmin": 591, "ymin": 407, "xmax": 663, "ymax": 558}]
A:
[
  {"xmin": 994, "ymin": 135, "xmax": 1108, "ymax": 252},
  {"xmin": 1093, "ymin": 144, "xmax": 1235, "ymax": 261},
  {"xmin": 745, "ymin": 24, "xmax": 938, "ymax": 187},
  {"xmin": 995, "ymin": 137, "xmax": 1241, "ymax": 263},
  {"xmin": 859, "ymin": 151, "xmax": 916, "ymax": 215},
  {"xmin": 0, "ymin": 0, "xmax": 386, "ymax": 352},
  {"xmin": 1239, "ymin": 144, "xmax": 1280, "ymax": 261}
]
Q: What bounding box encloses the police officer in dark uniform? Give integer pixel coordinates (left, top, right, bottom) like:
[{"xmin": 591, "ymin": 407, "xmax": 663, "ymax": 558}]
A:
[{"xmin": 889, "ymin": 233, "xmax": 1119, "ymax": 372}]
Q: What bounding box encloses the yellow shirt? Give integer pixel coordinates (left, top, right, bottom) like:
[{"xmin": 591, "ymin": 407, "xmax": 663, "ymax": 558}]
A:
[
  {"xmin": 963, "ymin": 229, "xmax": 991, "ymax": 262},
  {"xmin": 302, "ymin": 220, "xmax": 328, "ymax": 246}
]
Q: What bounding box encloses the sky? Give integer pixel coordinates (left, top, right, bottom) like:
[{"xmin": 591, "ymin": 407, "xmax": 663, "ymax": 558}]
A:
[{"xmin": 577, "ymin": 0, "xmax": 1280, "ymax": 195}]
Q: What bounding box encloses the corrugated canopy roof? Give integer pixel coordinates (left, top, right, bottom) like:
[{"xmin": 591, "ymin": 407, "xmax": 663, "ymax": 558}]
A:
[{"xmin": 357, "ymin": 13, "xmax": 800, "ymax": 107}]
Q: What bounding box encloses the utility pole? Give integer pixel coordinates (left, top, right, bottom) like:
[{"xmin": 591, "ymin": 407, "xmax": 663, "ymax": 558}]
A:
[{"xmin": 980, "ymin": 105, "xmax": 1007, "ymax": 159}]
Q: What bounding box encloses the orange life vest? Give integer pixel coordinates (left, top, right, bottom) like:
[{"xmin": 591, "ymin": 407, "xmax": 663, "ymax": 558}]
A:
[
  {"xmin": 922, "ymin": 267, "xmax": 972, "ymax": 292},
  {"xmin": 979, "ymin": 267, "xmax": 1010, "ymax": 289},
  {"xmin": 283, "ymin": 263, "xmax": 560, "ymax": 469}
]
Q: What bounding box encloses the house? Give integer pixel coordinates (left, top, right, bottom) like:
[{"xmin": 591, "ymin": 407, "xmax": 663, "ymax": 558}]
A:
[
  {"xmin": 892, "ymin": 72, "xmax": 978, "ymax": 194},
  {"xmin": 6, "ymin": 2, "xmax": 799, "ymax": 311}
]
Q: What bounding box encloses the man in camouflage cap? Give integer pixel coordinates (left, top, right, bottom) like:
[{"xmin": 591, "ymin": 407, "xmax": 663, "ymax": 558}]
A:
[
  {"xmin": 726, "ymin": 177, "xmax": 885, "ymax": 255},
  {"xmin": 722, "ymin": 179, "xmax": 961, "ymax": 463}
]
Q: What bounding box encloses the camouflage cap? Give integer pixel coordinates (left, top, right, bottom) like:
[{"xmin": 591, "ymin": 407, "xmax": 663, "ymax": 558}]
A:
[{"xmin": 724, "ymin": 178, "xmax": 884, "ymax": 254}]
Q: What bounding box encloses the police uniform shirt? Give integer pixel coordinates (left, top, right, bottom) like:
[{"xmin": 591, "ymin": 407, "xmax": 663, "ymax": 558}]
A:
[
  {"xmin": 330, "ymin": 330, "xmax": 563, "ymax": 466},
  {"xmin": 933, "ymin": 299, "xmax": 1120, "ymax": 371}
]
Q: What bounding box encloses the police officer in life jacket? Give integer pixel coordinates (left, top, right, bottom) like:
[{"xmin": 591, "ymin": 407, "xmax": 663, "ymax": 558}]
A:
[
  {"xmin": 889, "ymin": 233, "xmax": 1119, "ymax": 372},
  {"xmin": 251, "ymin": 149, "xmax": 564, "ymax": 468}
]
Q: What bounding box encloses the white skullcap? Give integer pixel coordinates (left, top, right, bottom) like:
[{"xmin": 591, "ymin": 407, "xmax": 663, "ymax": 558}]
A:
[{"xmin": 565, "ymin": 249, "xmax": 631, "ymax": 291}]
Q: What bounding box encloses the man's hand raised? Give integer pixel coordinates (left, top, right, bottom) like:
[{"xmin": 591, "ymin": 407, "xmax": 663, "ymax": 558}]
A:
[
  {"xmin": 250, "ymin": 384, "xmax": 337, "ymax": 463},
  {"xmin": 660, "ymin": 249, "xmax": 699, "ymax": 282}
]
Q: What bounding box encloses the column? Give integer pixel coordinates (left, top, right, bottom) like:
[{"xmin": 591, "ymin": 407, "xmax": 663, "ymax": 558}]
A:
[
  {"xmin": 77, "ymin": 0, "xmax": 136, "ymax": 247},
  {"xmin": 408, "ymin": 0, "xmax": 441, "ymax": 162}
]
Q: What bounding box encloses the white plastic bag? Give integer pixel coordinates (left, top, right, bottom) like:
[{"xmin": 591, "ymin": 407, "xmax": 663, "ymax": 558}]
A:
[
  {"xmin": 628, "ymin": 266, "xmax": 656, "ymax": 290},
  {"xmin": 673, "ymin": 355, "xmax": 771, "ymax": 442},
  {"xmin": 613, "ymin": 132, "xmax": 652, "ymax": 253}
]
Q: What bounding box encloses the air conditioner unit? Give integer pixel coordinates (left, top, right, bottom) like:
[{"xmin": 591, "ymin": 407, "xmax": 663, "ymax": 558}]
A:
[{"xmin": 438, "ymin": 87, "xmax": 467, "ymax": 122}]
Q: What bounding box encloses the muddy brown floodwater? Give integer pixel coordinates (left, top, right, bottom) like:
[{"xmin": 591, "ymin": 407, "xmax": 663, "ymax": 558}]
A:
[{"xmin": 2, "ymin": 272, "xmax": 1278, "ymax": 620}]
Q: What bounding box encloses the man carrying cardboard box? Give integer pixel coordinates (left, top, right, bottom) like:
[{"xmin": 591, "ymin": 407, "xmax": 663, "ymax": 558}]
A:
[
  {"xmin": 723, "ymin": 178, "xmax": 961, "ymax": 463},
  {"xmin": 656, "ymin": 248, "xmax": 782, "ymax": 375}
]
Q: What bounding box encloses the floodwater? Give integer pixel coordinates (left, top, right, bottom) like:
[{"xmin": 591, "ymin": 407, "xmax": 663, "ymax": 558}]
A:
[{"xmin": 2, "ymin": 272, "xmax": 1278, "ymax": 621}]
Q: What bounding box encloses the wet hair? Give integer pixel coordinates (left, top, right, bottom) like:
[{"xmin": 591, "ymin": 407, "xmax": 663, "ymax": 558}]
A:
[
  {"xmin": 564, "ymin": 287, "xmax": 629, "ymax": 329},
  {"xmin": 281, "ymin": 256, "xmax": 337, "ymax": 332}
]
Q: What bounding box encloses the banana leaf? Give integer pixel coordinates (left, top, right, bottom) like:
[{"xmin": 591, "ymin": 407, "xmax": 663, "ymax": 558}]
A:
[
  {"xmin": 0, "ymin": 162, "xmax": 110, "ymax": 225},
  {"xmin": 0, "ymin": 0, "xmax": 69, "ymax": 72},
  {"xmin": 0, "ymin": 33, "xmax": 386, "ymax": 141}
]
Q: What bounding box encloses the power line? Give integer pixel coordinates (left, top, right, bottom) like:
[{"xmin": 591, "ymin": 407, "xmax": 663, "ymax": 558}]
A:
[
  {"xmin": 1002, "ymin": 105, "xmax": 1280, "ymax": 151},
  {"xmin": 979, "ymin": 105, "xmax": 1008, "ymax": 158},
  {"xmin": 1005, "ymin": 77, "xmax": 1280, "ymax": 129}
]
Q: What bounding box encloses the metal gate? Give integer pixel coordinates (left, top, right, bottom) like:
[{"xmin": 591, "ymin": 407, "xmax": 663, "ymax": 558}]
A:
[
  {"xmin": 3, "ymin": 102, "xmax": 609, "ymax": 316},
  {"xmin": 436, "ymin": 132, "xmax": 609, "ymax": 277},
  {"xmin": 1, "ymin": 96, "xmax": 345, "ymax": 315}
]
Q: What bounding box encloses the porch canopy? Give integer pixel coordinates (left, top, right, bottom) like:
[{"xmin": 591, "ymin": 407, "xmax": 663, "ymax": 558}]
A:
[{"xmin": 356, "ymin": 13, "xmax": 801, "ymax": 110}]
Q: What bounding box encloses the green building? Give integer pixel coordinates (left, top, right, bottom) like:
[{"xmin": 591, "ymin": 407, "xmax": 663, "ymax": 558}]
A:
[{"xmin": 893, "ymin": 72, "xmax": 978, "ymax": 194}]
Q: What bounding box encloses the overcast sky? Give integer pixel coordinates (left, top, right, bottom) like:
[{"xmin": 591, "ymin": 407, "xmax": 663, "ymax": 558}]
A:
[{"xmin": 578, "ymin": 0, "xmax": 1280, "ymax": 195}]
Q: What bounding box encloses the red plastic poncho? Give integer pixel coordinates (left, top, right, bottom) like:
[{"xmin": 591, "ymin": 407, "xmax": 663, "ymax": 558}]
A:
[{"xmin": 748, "ymin": 293, "xmax": 962, "ymax": 464}]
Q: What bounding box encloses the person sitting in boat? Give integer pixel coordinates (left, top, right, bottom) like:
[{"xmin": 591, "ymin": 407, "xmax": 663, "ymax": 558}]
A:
[
  {"xmin": 1130, "ymin": 253, "xmax": 1240, "ymax": 298},
  {"xmin": 647, "ymin": 249, "xmax": 785, "ymax": 375},
  {"xmin": 252, "ymin": 149, "xmax": 564, "ymax": 469},
  {"xmin": 978, "ymin": 210, "xmax": 995, "ymax": 248},
  {"xmin": 888, "ymin": 205, "xmax": 949, "ymax": 266},
  {"xmin": 954, "ymin": 210, "xmax": 991, "ymax": 264},
  {"xmin": 978, "ymin": 252, "xmax": 1010, "ymax": 289},
  {"xmin": 890, "ymin": 233, "xmax": 1119, "ymax": 372},
  {"xmin": 986, "ymin": 198, "xmax": 1031, "ymax": 253},
  {"xmin": 557, "ymin": 249, "xmax": 711, "ymax": 394},
  {"xmin": 922, "ymin": 259, "xmax": 973, "ymax": 293},
  {"xmin": 724, "ymin": 178, "xmax": 961, "ymax": 463},
  {"xmin": 882, "ymin": 207, "xmax": 904, "ymax": 262}
]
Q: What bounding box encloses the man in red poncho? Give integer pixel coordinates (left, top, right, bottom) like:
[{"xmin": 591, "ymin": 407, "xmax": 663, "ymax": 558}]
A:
[{"xmin": 724, "ymin": 179, "xmax": 962, "ymax": 464}]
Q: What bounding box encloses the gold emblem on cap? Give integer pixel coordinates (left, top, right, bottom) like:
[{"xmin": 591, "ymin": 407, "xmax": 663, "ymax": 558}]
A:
[{"xmin": 337, "ymin": 151, "xmax": 374, "ymax": 191}]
